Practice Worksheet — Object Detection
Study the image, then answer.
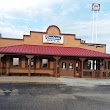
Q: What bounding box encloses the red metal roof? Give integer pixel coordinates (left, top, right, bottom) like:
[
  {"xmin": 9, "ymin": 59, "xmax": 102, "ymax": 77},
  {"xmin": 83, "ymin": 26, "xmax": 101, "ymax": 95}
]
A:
[{"xmin": 0, "ymin": 44, "xmax": 110, "ymax": 58}]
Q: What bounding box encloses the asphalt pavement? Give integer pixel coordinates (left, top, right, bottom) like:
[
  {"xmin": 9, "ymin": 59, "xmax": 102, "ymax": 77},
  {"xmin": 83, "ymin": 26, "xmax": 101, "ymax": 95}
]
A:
[
  {"xmin": 0, "ymin": 76, "xmax": 110, "ymax": 110},
  {"xmin": 0, "ymin": 83, "xmax": 110, "ymax": 110}
]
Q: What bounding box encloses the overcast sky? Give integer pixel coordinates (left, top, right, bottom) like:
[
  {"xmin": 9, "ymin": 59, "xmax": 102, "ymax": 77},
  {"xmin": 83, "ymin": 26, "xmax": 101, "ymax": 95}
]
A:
[{"xmin": 0, "ymin": 0, "xmax": 110, "ymax": 53}]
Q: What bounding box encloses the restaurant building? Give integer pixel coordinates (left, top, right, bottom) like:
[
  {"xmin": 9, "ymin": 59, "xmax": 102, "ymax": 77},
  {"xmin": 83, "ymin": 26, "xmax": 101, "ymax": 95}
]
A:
[{"xmin": 0, "ymin": 25, "xmax": 110, "ymax": 78}]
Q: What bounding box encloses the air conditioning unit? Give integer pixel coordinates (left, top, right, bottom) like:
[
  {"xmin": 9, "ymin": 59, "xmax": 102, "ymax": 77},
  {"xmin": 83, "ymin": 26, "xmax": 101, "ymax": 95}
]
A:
[
  {"xmin": 0, "ymin": 33, "xmax": 2, "ymax": 38},
  {"xmin": 81, "ymin": 40, "xmax": 85, "ymax": 43}
]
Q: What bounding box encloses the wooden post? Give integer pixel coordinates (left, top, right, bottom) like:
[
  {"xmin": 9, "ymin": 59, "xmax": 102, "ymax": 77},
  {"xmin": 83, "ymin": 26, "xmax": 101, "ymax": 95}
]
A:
[
  {"xmin": 6, "ymin": 56, "xmax": 10, "ymax": 76},
  {"xmin": 53, "ymin": 57, "xmax": 61, "ymax": 77},
  {"xmin": 100, "ymin": 59, "xmax": 103, "ymax": 79},
  {"xmin": 79, "ymin": 58, "xmax": 86, "ymax": 78},
  {"xmin": 26, "ymin": 55, "xmax": 34, "ymax": 76},
  {"xmin": 105, "ymin": 59, "xmax": 109, "ymax": 79},
  {"xmin": 0, "ymin": 54, "xmax": 4, "ymax": 76},
  {"xmin": 0, "ymin": 57, "xmax": 2, "ymax": 76}
]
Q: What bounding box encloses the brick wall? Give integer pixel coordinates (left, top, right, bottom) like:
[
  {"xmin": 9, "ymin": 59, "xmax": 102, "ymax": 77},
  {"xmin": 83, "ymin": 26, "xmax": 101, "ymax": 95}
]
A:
[{"xmin": 0, "ymin": 25, "xmax": 106, "ymax": 53}]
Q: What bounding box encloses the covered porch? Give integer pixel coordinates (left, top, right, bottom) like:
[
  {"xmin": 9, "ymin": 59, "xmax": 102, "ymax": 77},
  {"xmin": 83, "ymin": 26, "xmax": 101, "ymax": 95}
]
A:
[
  {"xmin": 0, "ymin": 54, "xmax": 110, "ymax": 78},
  {"xmin": 0, "ymin": 44, "xmax": 110, "ymax": 78}
]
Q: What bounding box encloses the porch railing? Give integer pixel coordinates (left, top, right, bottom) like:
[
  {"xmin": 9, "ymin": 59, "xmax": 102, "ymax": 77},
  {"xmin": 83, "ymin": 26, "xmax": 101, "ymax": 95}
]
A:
[
  {"xmin": 83, "ymin": 70, "xmax": 92, "ymax": 78},
  {"xmin": 6, "ymin": 67, "xmax": 54, "ymax": 76},
  {"xmin": 83, "ymin": 69, "xmax": 110, "ymax": 78}
]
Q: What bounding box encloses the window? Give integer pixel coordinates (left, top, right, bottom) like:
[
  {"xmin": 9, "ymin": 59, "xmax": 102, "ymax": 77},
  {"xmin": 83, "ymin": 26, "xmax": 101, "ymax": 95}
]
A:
[
  {"xmin": 31, "ymin": 59, "xmax": 34, "ymax": 68},
  {"xmin": 62, "ymin": 62, "xmax": 66, "ymax": 69},
  {"xmin": 76, "ymin": 62, "xmax": 79, "ymax": 72},
  {"xmin": 87, "ymin": 60, "xmax": 92, "ymax": 69},
  {"xmin": 28, "ymin": 59, "xmax": 34, "ymax": 68},
  {"xmin": 87, "ymin": 60, "xmax": 97, "ymax": 70},
  {"xmin": 69, "ymin": 63, "xmax": 73, "ymax": 69},
  {"xmin": 42, "ymin": 59, "xmax": 48, "ymax": 68},
  {"xmin": 13, "ymin": 58, "xmax": 19, "ymax": 67},
  {"xmin": 76, "ymin": 62, "xmax": 78, "ymax": 67}
]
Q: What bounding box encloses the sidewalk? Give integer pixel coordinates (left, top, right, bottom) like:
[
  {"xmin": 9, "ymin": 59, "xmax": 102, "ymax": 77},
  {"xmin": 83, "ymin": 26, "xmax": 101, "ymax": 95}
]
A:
[
  {"xmin": 1, "ymin": 76, "xmax": 110, "ymax": 86},
  {"xmin": 58, "ymin": 77, "xmax": 110, "ymax": 87},
  {"xmin": 0, "ymin": 76, "xmax": 61, "ymax": 84}
]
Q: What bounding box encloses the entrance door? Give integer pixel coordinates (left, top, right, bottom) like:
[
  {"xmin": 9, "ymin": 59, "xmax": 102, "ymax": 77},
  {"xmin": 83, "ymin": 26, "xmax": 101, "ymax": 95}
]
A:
[
  {"xmin": 59, "ymin": 60, "xmax": 74, "ymax": 76},
  {"xmin": 74, "ymin": 60, "xmax": 81, "ymax": 77}
]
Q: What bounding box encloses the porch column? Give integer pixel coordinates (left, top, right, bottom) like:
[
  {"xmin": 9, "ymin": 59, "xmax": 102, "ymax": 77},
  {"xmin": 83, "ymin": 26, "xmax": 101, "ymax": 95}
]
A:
[
  {"xmin": 53, "ymin": 57, "xmax": 61, "ymax": 77},
  {"xmin": 6, "ymin": 56, "xmax": 10, "ymax": 76},
  {"xmin": 100, "ymin": 59, "xmax": 104, "ymax": 79},
  {"xmin": 0, "ymin": 54, "xmax": 4, "ymax": 76},
  {"xmin": 105, "ymin": 59, "xmax": 109, "ymax": 79},
  {"xmin": 79, "ymin": 58, "xmax": 86, "ymax": 78},
  {"xmin": 26, "ymin": 55, "xmax": 34, "ymax": 76}
]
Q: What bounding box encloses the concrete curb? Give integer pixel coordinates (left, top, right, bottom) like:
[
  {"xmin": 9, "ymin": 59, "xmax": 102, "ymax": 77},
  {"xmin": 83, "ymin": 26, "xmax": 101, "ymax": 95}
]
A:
[
  {"xmin": 0, "ymin": 76, "xmax": 62, "ymax": 84},
  {"xmin": 0, "ymin": 81, "xmax": 62, "ymax": 84}
]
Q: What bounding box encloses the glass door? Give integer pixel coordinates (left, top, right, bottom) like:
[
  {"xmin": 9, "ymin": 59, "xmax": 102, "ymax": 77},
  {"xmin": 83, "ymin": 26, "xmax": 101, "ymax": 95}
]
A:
[{"xmin": 74, "ymin": 60, "xmax": 80, "ymax": 77}]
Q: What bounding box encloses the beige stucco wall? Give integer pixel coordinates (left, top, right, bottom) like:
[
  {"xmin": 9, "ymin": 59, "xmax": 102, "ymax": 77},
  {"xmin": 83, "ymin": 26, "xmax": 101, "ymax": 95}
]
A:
[{"xmin": 0, "ymin": 25, "xmax": 106, "ymax": 53}]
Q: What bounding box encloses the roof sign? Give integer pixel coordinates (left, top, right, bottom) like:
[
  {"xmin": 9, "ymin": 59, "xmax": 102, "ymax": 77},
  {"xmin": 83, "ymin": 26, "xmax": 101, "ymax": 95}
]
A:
[
  {"xmin": 43, "ymin": 34, "xmax": 64, "ymax": 44},
  {"xmin": 92, "ymin": 3, "xmax": 100, "ymax": 11}
]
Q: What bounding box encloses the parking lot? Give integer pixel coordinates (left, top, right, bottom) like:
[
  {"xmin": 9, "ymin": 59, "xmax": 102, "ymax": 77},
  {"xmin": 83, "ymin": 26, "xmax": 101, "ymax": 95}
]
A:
[{"xmin": 0, "ymin": 77, "xmax": 110, "ymax": 110}]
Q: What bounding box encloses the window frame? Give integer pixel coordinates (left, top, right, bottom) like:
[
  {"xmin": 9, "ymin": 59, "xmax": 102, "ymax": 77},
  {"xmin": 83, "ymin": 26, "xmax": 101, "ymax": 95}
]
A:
[
  {"xmin": 62, "ymin": 62, "xmax": 66, "ymax": 69},
  {"xmin": 69, "ymin": 63, "xmax": 73, "ymax": 69},
  {"xmin": 13, "ymin": 57, "xmax": 19, "ymax": 67},
  {"xmin": 28, "ymin": 58, "xmax": 35, "ymax": 68},
  {"xmin": 41, "ymin": 58, "xmax": 49, "ymax": 69}
]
